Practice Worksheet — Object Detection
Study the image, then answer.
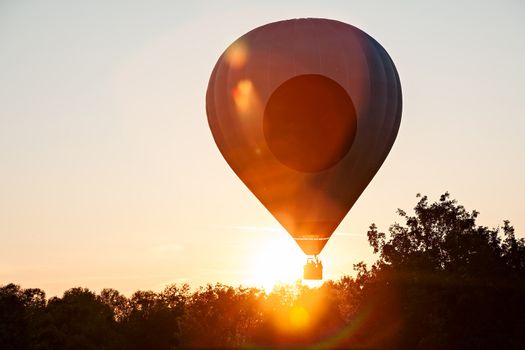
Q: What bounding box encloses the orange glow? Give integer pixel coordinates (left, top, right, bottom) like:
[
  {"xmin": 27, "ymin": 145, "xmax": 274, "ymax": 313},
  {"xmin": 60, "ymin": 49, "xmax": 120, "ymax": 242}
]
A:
[
  {"xmin": 225, "ymin": 40, "xmax": 248, "ymax": 68},
  {"xmin": 232, "ymin": 79, "xmax": 259, "ymax": 116},
  {"xmin": 265, "ymin": 283, "xmax": 330, "ymax": 343},
  {"xmin": 289, "ymin": 305, "xmax": 310, "ymax": 329},
  {"xmin": 245, "ymin": 230, "xmax": 304, "ymax": 293}
]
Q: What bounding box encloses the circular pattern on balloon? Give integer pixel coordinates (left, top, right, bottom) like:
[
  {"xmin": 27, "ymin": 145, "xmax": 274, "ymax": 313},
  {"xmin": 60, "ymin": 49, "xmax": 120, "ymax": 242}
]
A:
[{"xmin": 263, "ymin": 74, "xmax": 357, "ymax": 173}]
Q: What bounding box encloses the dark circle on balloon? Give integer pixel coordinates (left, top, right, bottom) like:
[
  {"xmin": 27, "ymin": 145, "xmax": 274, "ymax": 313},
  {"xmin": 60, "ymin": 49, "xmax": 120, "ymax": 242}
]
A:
[{"xmin": 263, "ymin": 74, "xmax": 357, "ymax": 173}]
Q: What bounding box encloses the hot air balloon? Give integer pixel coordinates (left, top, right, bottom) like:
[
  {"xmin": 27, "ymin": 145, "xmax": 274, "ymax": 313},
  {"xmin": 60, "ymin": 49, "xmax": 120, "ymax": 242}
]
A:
[{"xmin": 206, "ymin": 18, "xmax": 402, "ymax": 280}]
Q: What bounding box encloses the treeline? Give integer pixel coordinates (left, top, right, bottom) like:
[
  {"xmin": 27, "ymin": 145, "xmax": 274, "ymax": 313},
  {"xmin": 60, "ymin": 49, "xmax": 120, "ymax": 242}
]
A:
[{"xmin": 1, "ymin": 194, "xmax": 525, "ymax": 349}]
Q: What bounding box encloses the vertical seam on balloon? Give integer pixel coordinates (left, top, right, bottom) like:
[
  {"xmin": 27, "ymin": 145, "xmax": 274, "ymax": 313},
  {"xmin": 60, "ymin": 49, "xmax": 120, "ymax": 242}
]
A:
[
  {"xmin": 221, "ymin": 29, "xmax": 260, "ymax": 172},
  {"xmin": 353, "ymin": 28, "xmax": 381, "ymax": 186},
  {"xmin": 375, "ymin": 41, "xmax": 399, "ymax": 174},
  {"xmin": 206, "ymin": 59, "xmax": 224, "ymax": 153},
  {"xmin": 382, "ymin": 51, "xmax": 403, "ymax": 158},
  {"xmin": 370, "ymin": 37, "xmax": 399, "ymax": 179},
  {"xmin": 211, "ymin": 55, "xmax": 230, "ymax": 155},
  {"xmin": 330, "ymin": 21, "xmax": 351, "ymax": 96},
  {"xmin": 362, "ymin": 36, "xmax": 388, "ymax": 196},
  {"xmin": 244, "ymin": 24, "xmax": 268, "ymax": 164},
  {"xmin": 388, "ymin": 49, "xmax": 403, "ymax": 133},
  {"xmin": 207, "ymin": 63, "xmax": 218, "ymax": 130},
  {"xmin": 293, "ymin": 18, "xmax": 298, "ymax": 76},
  {"xmin": 266, "ymin": 21, "xmax": 284, "ymax": 105},
  {"xmin": 326, "ymin": 21, "xmax": 360, "ymax": 177},
  {"xmin": 310, "ymin": 19, "xmax": 323, "ymax": 74},
  {"xmin": 243, "ymin": 24, "xmax": 263, "ymax": 103}
]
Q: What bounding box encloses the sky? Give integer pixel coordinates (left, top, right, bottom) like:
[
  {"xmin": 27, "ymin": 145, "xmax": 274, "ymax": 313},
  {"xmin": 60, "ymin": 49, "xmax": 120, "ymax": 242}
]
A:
[{"xmin": 1, "ymin": 0, "xmax": 524, "ymax": 297}]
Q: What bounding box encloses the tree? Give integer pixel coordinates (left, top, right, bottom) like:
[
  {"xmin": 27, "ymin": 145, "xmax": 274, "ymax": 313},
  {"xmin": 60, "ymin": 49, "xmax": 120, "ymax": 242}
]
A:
[
  {"xmin": 181, "ymin": 283, "xmax": 264, "ymax": 348},
  {"xmin": 99, "ymin": 288, "xmax": 129, "ymax": 322},
  {"xmin": 363, "ymin": 193, "xmax": 525, "ymax": 350},
  {"xmin": 38, "ymin": 287, "xmax": 122, "ymax": 350},
  {"xmin": 123, "ymin": 285, "xmax": 188, "ymax": 350},
  {"xmin": 0, "ymin": 284, "xmax": 45, "ymax": 350}
]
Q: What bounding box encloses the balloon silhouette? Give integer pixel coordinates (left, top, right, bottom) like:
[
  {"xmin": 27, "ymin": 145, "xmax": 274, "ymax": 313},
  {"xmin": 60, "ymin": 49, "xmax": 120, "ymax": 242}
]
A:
[{"xmin": 206, "ymin": 18, "xmax": 402, "ymax": 258}]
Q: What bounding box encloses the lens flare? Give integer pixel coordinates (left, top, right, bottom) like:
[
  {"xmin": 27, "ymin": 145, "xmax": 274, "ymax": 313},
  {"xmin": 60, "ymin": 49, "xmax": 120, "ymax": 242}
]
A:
[
  {"xmin": 289, "ymin": 305, "xmax": 310, "ymax": 329},
  {"xmin": 225, "ymin": 40, "xmax": 248, "ymax": 68},
  {"xmin": 232, "ymin": 79, "xmax": 259, "ymax": 116},
  {"xmin": 244, "ymin": 230, "xmax": 304, "ymax": 293}
]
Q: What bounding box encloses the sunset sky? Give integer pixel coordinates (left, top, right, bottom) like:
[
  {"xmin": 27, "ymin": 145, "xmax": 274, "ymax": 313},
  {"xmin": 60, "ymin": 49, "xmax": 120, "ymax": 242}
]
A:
[{"xmin": 1, "ymin": 0, "xmax": 524, "ymax": 296}]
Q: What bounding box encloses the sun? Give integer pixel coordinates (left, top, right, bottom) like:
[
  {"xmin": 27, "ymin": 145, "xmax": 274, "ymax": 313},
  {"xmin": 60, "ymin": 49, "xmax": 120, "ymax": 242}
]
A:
[{"xmin": 245, "ymin": 231, "xmax": 305, "ymax": 292}]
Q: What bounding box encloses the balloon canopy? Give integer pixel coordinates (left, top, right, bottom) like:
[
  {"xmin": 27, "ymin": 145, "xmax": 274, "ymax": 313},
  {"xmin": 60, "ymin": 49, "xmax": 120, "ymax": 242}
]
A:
[{"xmin": 206, "ymin": 18, "xmax": 402, "ymax": 256}]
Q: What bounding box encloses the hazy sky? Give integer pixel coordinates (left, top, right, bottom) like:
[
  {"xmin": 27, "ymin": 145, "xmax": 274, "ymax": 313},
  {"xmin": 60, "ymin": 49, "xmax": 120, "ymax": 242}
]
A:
[{"xmin": 1, "ymin": 0, "xmax": 524, "ymax": 296}]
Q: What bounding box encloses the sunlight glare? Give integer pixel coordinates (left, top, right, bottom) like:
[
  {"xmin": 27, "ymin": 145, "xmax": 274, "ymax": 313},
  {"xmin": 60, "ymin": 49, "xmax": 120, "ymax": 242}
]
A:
[
  {"xmin": 225, "ymin": 40, "xmax": 248, "ymax": 68},
  {"xmin": 245, "ymin": 228, "xmax": 305, "ymax": 293},
  {"xmin": 303, "ymin": 279, "xmax": 324, "ymax": 289},
  {"xmin": 289, "ymin": 305, "xmax": 310, "ymax": 329},
  {"xmin": 232, "ymin": 79, "xmax": 259, "ymax": 116}
]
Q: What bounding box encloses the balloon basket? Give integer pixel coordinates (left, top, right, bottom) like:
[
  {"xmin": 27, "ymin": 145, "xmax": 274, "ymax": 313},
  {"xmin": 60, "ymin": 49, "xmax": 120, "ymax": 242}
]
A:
[{"xmin": 303, "ymin": 256, "xmax": 323, "ymax": 280}]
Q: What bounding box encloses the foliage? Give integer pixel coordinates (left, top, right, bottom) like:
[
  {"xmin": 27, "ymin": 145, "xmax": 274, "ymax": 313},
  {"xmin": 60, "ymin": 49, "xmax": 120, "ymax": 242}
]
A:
[
  {"xmin": 363, "ymin": 193, "xmax": 525, "ymax": 349},
  {"xmin": 1, "ymin": 194, "xmax": 524, "ymax": 349}
]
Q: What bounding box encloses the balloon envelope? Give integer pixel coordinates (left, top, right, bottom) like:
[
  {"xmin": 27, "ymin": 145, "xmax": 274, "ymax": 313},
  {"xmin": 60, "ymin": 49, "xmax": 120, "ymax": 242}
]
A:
[{"xmin": 206, "ymin": 18, "xmax": 402, "ymax": 255}]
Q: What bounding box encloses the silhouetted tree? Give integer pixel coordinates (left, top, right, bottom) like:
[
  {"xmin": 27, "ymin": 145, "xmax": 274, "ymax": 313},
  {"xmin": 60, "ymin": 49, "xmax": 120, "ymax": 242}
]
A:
[
  {"xmin": 181, "ymin": 283, "xmax": 264, "ymax": 348},
  {"xmin": 123, "ymin": 284, "xmax": 189, "ymax": 350},
  {"xmin": 362, "ymin": 193, "xmax": 525, "ymax": 349},
  {"xmin": 0, "ymin": 284, "xmax": 45, "ymax": 350},
  {"xmin": 99, "ymin": 288, "xmax": 129, "ymax": 322},
  {"xmin": 37, "ymin": 287, "xmax": 121, "ymax": 350}
]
